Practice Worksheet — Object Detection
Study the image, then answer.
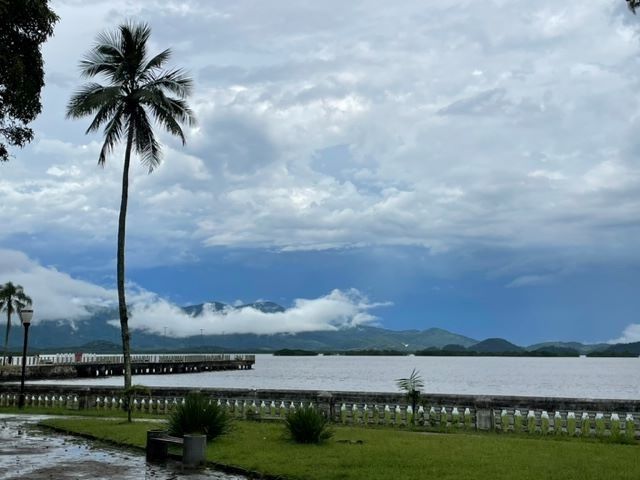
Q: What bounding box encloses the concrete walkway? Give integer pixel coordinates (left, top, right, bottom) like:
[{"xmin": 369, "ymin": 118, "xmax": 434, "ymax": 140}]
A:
[{"xmin": 0, "ymin": 415, "xmax": 245, "ymax": 479}]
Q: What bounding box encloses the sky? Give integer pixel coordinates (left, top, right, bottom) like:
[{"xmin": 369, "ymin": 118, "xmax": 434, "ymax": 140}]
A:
[{"xmin": 1, "ymin": 0, "xmax": 640, "ymax": 345}]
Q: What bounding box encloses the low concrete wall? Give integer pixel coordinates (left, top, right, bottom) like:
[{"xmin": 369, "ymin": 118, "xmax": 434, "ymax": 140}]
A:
[{"xmin": 2, "ymin": 384, "xmax": 639, "ymax": 437}]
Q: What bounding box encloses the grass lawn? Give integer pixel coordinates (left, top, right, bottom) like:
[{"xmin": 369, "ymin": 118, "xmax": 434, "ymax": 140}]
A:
[
  {"xmin": 39, "ymin": 417, "xmax": 640, "ymax": 480},
  {"xmin": 0, "ymin": 405, "xmax": 160, "ymax": 419}
]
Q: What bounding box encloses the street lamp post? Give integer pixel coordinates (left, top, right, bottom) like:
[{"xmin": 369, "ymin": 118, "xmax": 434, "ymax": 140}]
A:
[{"xmin": 18, "ymin": 308, "xmax": 33, "ymax": 409}]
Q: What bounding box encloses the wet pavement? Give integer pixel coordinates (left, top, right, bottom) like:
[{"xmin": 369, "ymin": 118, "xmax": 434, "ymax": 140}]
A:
[{"xmin": 0, "ymin": 415, "xmax": 247, "ymax": 480}]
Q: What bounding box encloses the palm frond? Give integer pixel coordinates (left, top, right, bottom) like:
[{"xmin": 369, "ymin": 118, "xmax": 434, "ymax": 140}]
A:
[
  {"xmin": 69, "ymin": 21, "xmax": 195, "ymax": 169},
  {"xmin": 120, "ymin": 22, "xmax": 151, "ymax": 80},
  {"xmin": 98, "ymin": 105, "xmax": 125, "ymax": 166},
  {"xmin": 80, "ymin": 29, "xmax": 125, "ymax": 80},
  {"xmin": 137, "ymin": 88, "xmax": 195, "ymax": 142},
  {"xmin": 66, "ymin": 84, "xmax": 123, "ymax": 119},
  {"xmin": 131, "ymin": 106, "xmax": 162, "ymax": 171},
  {"xmin": 395, "ymin": 369, "xmax": 425, "ymax": 393},
  {"xmin": 140, "ymin": 48, "xmax": 172, "ymax": 78},
  {"xmin": 143, "ymin": 69, "xmax": 193, "ymax": 98}
]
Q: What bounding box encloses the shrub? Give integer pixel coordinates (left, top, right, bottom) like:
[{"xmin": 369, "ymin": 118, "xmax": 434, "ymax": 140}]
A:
[
  {"xmin": 464, "ymin": 408, "xmax": 472, "ymax": 430},
  {"xmin": 451, "ymin": 408, "xmax": 461, "ymax": 429},
  {"xmin": 567, "ymin": 412, "xmax": 576, "ymax": 436},
  {"xmin": 501, "ymin": 410, "xmax": 509, "ymax": 433},
  {"xmin": 527, "ymin": 411, "xmax": 536, "ymax": 434},
  {"xmin": 580, "ymin": 413, "xmax": 591, "ymax": 437},
  {"xmin": 554, "ymin": 412, "xmax": 563, "ymax": 436},
  {"xmin": 610, "ymin": 413, "xmax": 620, "ymax": 439},
  {"xmin": 513, "ymin": 410, "xmax": 522, "ymax": 433},
  {"xmin": 541, "ymin": 411, "xmax": 550, "ymax": 435},
  {"xmin": 595, "ymin": 413, "xmax": 605, "ymax": 438},
  {"xmin": 168, "ymin": 393, "xmax": 231, "ymax": 441},
  {"xmin": 285, "ymin": 406, "xmax": 333, "ymax": 444},
  {"xmin": 626, "ymin": 414, "xmax": 636, "ymax": 441}
]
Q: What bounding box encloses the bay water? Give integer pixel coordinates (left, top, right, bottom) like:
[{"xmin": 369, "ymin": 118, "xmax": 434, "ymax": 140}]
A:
[{"xmin": 31, "ymin": 354, "xmax": 640, "ymax": 400}]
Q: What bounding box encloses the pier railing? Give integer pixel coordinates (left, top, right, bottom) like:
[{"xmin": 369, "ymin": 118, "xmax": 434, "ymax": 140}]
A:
[
  {"xmin": 2, "ymin": 353, "xmax": 256, "ymax": 367},
  {"xmin": 0, "ymin": 385, "xmax": 638, "ymax": 438}
]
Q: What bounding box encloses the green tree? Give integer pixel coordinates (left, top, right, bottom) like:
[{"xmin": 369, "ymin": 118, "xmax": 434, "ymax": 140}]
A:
[
  {"xmin": 395, "ymin": 368, "xmax": 424, "ymax": 424},
  {"xmin": 628, "ymin": 1, "xmax": 640, "ymax": 13},
  {"xmin": 0, "ymin": 282, "xmax": 32, "ymax": 365},
  {"xmin": 66, "ymin": 22, "xmax": 195, "ymax": 421},
  {"xmin": 0, "ymin": 0, "xmax": 58, "ymax": 162}
]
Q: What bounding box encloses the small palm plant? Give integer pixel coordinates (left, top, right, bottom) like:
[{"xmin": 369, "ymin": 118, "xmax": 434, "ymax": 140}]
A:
[{"xmin": 395, "ymin": 369, "xmax": 424, "ymax": 425}]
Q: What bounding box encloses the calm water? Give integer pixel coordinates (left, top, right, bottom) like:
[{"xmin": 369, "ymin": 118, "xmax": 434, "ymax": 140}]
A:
[{"xmin": 33, "ymin": 354, "xmax": 640, "ymax": 399}]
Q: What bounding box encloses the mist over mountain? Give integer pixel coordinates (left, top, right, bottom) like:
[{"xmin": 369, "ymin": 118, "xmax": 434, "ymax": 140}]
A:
[{"xmin": 2, "ymin": 299, "xmax": 616, "ymax": 355}]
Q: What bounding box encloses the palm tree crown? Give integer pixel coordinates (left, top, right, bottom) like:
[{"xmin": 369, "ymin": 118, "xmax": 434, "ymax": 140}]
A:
[
  {"xmin": 0, "ymin": 282, "xmax": 32, "ymax": 364},
  {"xmin": 66, "ymin": 21, "xmax": 195, "ymax": 169}
]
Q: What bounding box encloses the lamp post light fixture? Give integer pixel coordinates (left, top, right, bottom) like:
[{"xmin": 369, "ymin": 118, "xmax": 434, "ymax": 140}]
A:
[{"xmin": 18, "ymin": 308, "xmax": 33, "ymax": 409}]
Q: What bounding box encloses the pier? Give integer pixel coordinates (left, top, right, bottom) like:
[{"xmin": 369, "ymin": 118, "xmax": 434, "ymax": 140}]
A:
[{"xmin": 0, "ymin": 353, "xmax": 255, "ymax": 381}]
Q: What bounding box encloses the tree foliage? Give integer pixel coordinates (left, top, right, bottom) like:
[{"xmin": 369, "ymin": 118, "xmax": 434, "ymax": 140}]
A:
[
  {"xmin": 628, "ymin": 1, "xmax": 640, "ymax": 13},
  {"xmin": 66, "ymin": 22, "xmax": 194, "ymax": 421},
  {"xmin": 0, "ymin": 0, "xmax": 58, "ymax": 162},
  {"xmin": 0, "ymin": 282, "xmax": 32, "ymax": 364}
]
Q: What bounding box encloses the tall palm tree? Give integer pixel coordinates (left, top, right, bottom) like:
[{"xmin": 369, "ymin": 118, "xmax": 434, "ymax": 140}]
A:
[
  {"xmin": 66, "ymin": 22, "xmax": 195, "ymax": 420},
  {"xmin": 0, "ymin": 282, "xmax": 32, "ymax": 366}
]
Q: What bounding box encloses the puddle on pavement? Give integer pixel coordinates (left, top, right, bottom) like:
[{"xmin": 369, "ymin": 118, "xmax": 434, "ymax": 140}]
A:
[{"xmin": 0, "ymin": 415, "xmax": 246, "ymax": 480}]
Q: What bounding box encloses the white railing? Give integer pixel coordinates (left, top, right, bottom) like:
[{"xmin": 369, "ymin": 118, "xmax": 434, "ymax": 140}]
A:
[
  {"xmin": 1, "ymin": 389, "xmax": 635, "ymax": 439},
  {"xmin": 2, "ymin": 353, "xmax": 255, "ymax": 366}
]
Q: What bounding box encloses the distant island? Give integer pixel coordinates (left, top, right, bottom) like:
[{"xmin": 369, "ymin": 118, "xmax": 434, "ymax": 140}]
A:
[{"xmin": 3, "ymin": 300, "xmax": 635, "ymax": 357}]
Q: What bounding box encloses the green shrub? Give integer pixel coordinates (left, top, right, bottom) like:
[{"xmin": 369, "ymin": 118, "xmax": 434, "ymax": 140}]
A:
[
  {"xmin": 580, "ymin": 413, "xmax": 591, "ymax": 437},
  {"xmin": 527, "ymin": 411, "xmax": 536, "ymax": 434},
  {"xmin": 500, "ymin": 410, "xmax": 509, "ymax": 433},
  {"xmin": 513, "ymin": 410, "xmax": 522, "ymax": 433},
  {"xmin": 541, "ymin": 411, "xmax": 549, "ymax": 435},
  {"xmin": 285, "ymin": 406, "xmax": 333, "ymax": 444},
  {"xmin": 610, "ymin": 413, "xmax": 620, "ymax": 439},
  {"xmin": 554, "ymin": 412, "xmax": 563, "ymax": 436},
  {"xmin": 168, "ymin": 393, "xmax": 231, "ymax": 441},
  {"xmin": 625, "ymin": 414, "xmax": 636, "ymax": 441},
  {"xmin": 595, "ymin": 414, "xmax": 605, "ymax": 438},
  {"xmin": 464, "ymin": 408, "xmax": 472, "ymax": 430},
  {"xmin": 567, "ymin": 413, "xmax": 576, "ymax": 436}
]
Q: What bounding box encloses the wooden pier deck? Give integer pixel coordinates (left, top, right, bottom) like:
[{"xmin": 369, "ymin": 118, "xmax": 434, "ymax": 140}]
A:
[{"xmin": 0, "ymin": 353, "xmax": 255, "ymax": 381}]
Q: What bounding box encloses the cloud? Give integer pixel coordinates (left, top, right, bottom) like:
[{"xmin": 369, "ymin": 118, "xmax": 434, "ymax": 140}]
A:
[
  {"xmin": 0, "ymin": 249, "xmax": 116, "ymax": 321},
  {"xmin": 0, "ymin": 250, "xmax": 389, "ymax": 336},
  {"xmin": 2, "ymin": 0, "xmax": 640, "ymax": 275},
  {"xmin": 116, "ymin": 288, "xmax": 389, "ymax": 337},
  {"xmin": 610, "ymin": 324, "xmax": 640, "ymax": 344},
  {"xmin": 506, "ymin": 274, "xmax": 555, "ymax": 288}
]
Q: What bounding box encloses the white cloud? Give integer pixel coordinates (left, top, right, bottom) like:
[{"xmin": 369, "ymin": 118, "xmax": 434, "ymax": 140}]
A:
[
  {"xmin": 1, "ymin": 0, "xmax": 640, "ymax": 272},
  {"xmin": 610, "ymin": 324, "xmax": 640, "ymax": 344},
  {"xmin": 506, "ymin": 274, "xmax": 555, "ymax": 288},
  {"xmin": 0, "ymin": 249, "xmax": 116, "ymax": 321},
  {"xmin": 0, "ymin": 249, "xmax": 389, "ymax": 336},
  {"xmin": 116, "ymin": 288, "xmax": 389, "ymax": 337}
]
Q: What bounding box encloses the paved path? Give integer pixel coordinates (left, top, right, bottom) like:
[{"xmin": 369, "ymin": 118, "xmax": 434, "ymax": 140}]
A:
[{"xmin": 0, "ymin": 415, "xmax": 246, "ymax": 480}]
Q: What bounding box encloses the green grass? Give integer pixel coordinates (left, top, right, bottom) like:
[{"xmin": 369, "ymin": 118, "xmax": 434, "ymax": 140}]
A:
[
  {"xmin": 38, "ymin": 417, "xmax": 640, "ymax": 480},
  {"xmin": 0, "ymin": 405, "xmax": 160, "ymax": 418}
]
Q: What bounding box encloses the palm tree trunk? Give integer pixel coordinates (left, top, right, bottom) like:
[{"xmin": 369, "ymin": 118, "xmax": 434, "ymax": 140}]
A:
[
  {"xmin": 2, "ymin": 306, "xmax": 10, "ymax": 367},
  {"xmin": 118, "ymin": 126, "xmax": 134, "ymax": 422}
]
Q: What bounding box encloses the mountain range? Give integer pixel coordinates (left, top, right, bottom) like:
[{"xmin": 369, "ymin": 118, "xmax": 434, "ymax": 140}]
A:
[{"xmin": 1, "ymin": 300, "xmax": 614, "ymax": 354}]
